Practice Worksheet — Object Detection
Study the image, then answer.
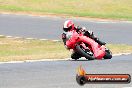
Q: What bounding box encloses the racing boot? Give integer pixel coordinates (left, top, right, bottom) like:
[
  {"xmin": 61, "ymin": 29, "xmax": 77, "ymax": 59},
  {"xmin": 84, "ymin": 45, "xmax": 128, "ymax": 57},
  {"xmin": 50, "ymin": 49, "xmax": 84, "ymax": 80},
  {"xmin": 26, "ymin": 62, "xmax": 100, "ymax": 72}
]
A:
[
  {"xmin": 95, "ymin": 38, "xmax": 106, "ymax": 45},
  {"xmin": 98, "ymin": 40, "xmax": 106, "ymax": 45}
]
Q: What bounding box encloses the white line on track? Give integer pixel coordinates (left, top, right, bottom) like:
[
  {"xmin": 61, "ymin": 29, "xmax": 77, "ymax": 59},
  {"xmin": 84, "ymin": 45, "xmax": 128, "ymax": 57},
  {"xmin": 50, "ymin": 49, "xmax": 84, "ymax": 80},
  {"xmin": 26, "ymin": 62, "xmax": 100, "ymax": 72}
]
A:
[
  {"xmin": 0, "ymin": 35, "xmax": 61, "ymax": 41},
  {"xmin": 0, "ymin": 53, "xmax": 131, "ymax": 64},
  {"xmin": 6, "ymin": 36, "xmax": 13, "ymax": 38},
  {"xmin": 113, "ymin": 53, "xmax": 132, "ymax": 56}
]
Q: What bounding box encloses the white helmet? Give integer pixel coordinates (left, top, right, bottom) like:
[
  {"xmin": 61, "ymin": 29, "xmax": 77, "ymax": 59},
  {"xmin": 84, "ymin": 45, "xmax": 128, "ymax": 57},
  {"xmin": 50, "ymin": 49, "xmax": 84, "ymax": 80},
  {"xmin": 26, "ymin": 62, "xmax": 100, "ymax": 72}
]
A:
[{"xmin": 63, "ymin": 20, "xmax": 75, "ymax": 32}]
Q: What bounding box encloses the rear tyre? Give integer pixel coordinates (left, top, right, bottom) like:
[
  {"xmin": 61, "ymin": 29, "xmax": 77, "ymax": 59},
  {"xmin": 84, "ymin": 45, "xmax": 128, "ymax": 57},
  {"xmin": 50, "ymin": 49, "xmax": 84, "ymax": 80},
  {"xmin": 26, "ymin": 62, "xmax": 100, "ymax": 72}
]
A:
[
  {"xmin": 75, "ymin": 44, "xmax": 95, "ymax": 60},
  {"xmin": 104, "ymin": 49, "xmax": 112, "ymax": 59}
]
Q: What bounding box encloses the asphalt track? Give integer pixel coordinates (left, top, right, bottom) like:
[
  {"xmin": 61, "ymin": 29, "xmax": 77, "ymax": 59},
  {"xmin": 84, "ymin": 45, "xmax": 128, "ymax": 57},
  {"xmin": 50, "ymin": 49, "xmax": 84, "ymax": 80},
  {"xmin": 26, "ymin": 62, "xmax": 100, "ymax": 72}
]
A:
[
  {"xmin": 0, "ymin": 55, "xmax": 132, "ymax": 88},
  {"xmin": 0, "ymin": 14, "xmax": 132, "ymax": 44}
]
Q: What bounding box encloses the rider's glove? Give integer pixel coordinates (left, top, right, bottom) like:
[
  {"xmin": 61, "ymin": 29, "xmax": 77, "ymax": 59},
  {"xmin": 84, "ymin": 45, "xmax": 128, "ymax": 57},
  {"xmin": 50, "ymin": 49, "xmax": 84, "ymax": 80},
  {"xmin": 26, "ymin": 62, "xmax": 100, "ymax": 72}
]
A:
[
  {"xmin": 76, "ymin": 26, "xmax": 82, "ymax": 32},
  {"xmin": 76, "ymin": 26, "xmax": 86, "ymax": 33}
]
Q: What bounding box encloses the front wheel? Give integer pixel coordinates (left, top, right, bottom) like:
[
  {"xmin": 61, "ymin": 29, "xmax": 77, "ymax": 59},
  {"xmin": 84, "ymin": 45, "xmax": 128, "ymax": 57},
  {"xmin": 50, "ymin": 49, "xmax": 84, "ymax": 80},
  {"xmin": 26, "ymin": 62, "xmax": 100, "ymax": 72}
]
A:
[
  {"xmin": 75, "ymin": 44, "xmax": 95, "ymax": 60},
  {"xmin": 71, "ymin": 52, "xmax": 81, "ymax": 60}
]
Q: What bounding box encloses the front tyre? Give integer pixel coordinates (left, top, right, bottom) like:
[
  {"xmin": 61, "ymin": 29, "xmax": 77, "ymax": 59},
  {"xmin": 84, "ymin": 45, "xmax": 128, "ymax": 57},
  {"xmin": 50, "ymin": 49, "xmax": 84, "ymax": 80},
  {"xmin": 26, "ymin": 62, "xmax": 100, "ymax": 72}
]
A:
[
  {"xmin": 75, "ymin": 44, "xmax": 95, "ymax": 60},
  {"xmin": 71, "ymin": 52, "xmax": 81, "ymax": 60}
]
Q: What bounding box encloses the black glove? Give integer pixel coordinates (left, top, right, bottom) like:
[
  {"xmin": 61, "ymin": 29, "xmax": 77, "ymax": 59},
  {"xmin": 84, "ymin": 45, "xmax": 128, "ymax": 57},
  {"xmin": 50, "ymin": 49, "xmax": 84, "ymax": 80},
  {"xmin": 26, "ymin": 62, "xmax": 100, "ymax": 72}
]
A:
[{"xmin": 76, "ymin": 26, "xmax": 82, "ymax": 31}]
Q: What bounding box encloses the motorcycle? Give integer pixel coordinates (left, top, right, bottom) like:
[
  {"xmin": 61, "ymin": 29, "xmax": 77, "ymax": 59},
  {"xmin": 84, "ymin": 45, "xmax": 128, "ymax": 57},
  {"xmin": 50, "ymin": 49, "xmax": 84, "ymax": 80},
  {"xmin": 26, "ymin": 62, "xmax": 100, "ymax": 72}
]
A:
[{"xmin": 65, "ymin": 29, "xmax": 112, "ymax": 60}]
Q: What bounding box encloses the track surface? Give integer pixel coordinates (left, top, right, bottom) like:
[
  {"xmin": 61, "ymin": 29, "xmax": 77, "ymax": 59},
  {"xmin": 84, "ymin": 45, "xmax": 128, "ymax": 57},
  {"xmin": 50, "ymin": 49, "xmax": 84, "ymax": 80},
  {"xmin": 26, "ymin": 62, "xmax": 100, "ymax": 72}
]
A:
[
  {"xmin": 0, "ymin": 55, "xmax": 132, "ymax": 88},
  {"xmin": 0, "ymin": 14, "xmax": 132, "ymax": 44}
]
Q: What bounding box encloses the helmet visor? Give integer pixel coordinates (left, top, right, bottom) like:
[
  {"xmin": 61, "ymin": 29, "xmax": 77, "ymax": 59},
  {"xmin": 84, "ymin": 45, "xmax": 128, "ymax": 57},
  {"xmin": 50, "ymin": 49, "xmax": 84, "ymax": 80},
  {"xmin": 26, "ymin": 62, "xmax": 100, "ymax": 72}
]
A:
[{"xmin": 63, "ymin": 26, "xmax": 72, "ymax": 32}]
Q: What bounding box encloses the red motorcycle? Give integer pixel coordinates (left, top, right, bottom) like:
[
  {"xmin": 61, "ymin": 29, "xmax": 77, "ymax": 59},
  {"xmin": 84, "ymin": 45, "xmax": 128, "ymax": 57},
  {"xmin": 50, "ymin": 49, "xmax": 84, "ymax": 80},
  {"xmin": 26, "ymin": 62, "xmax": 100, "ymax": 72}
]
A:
[{"xmin": 65, "ymin": 30, "xmax": 112, "ymax": 60}]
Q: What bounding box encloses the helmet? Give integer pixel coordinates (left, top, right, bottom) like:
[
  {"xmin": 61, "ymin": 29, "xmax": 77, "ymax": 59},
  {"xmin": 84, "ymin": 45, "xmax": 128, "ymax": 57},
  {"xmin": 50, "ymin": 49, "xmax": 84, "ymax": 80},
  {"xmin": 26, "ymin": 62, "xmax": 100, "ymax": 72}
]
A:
[{"xmin": 63, "ymin": 20, "xmax": 74, "ymax": 32}]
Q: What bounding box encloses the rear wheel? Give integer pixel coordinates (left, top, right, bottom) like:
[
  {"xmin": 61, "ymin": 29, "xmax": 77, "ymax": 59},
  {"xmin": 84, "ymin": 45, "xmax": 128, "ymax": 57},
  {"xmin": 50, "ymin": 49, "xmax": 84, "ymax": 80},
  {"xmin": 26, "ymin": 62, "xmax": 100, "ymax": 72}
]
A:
[
  {"xmin": 104, "ymin": 49, "xmax": 112, "ymax": 59},
  {"xmin": 75, "ymin": 44, "xmax": 95, "ymax": 60}
]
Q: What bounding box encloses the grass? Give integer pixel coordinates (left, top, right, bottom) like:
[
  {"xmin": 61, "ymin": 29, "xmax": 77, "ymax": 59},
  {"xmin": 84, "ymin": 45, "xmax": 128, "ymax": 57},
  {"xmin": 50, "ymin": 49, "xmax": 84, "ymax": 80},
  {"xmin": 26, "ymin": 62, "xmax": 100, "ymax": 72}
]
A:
[
  {"xmin": 0, "ymin": 37, "xmax": 70, "ymax": 62},
  {"xmin": 0, "ymin": 0, "xmax": 132, "ymax": 20},
  {"xmin": 0, "ymin": 37, "xmax": 132, "ymax": 62}
]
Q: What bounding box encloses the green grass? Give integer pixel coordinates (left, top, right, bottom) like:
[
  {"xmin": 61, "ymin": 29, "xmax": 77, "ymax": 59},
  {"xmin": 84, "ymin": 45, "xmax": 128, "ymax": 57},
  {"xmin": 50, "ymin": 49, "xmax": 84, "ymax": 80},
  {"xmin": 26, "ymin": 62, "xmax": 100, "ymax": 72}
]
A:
[
  {"xmin": 0, "ymin": 37, "xmax": 132, "ymax": 62},
  {"xmin": 0, "ymin": 0, "xmax": 132, "ymax": 20},
  {"xmin": 0, "ymin": 37, "xmax": 70, "ymax": 62}
]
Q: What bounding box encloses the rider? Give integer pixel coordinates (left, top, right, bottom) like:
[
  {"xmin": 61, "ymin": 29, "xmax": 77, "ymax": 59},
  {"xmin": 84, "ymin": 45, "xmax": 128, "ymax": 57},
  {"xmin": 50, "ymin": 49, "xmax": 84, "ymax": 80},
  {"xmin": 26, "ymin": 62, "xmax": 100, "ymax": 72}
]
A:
[{"xmin": 61, "ymin": 20, "xmax": 106, "ymax": 59}]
